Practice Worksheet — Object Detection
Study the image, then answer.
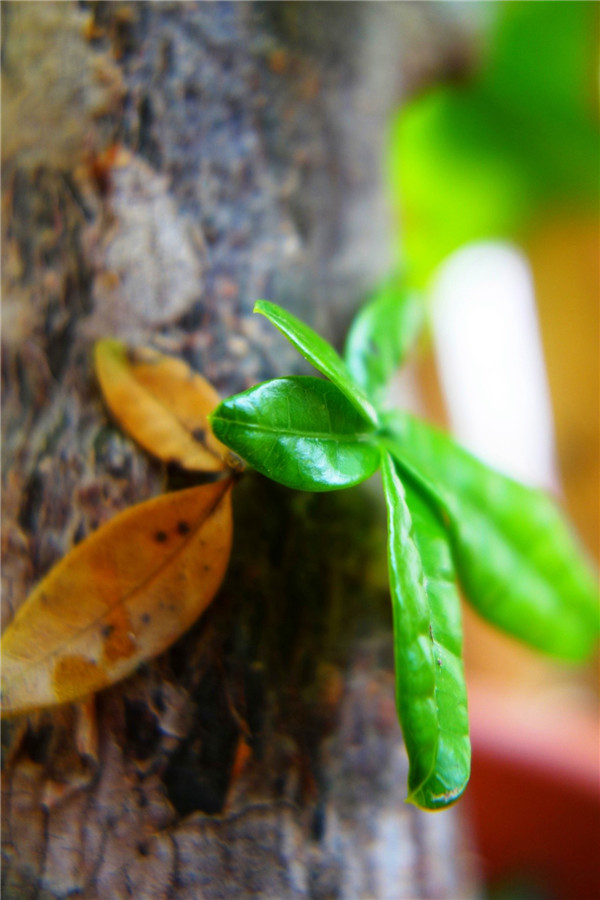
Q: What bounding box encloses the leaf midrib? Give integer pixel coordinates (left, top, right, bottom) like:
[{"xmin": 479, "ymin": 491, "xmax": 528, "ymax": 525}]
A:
[
  {"xmin": 211, "ymin": 414, "xmax": 376, "ymax": 444},
  {"xmin": 8, "ymin": 483, "xmax": 231, "ymax": 682}
]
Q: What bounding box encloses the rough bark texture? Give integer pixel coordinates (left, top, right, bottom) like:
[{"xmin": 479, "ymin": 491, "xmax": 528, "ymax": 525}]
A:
[{"xmin": 2, "ymin": 3, "xmax": 479, "ymax": 898}]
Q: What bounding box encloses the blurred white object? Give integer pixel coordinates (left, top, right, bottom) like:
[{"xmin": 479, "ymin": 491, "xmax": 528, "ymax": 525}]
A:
[{"xmin": 430, "ymin": 242, "xmax": 560, "ymax": 492}]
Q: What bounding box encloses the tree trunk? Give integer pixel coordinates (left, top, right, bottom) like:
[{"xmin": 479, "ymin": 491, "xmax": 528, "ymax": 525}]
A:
[{"xmin": 2, "ymin": 3, "xmax": 479, "ymax": 897}]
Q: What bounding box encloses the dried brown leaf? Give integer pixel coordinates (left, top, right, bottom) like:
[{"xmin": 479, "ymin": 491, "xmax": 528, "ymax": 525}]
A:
[
  {"xmin": 95, "ymin": 339, "xmax": 237, "ymax": 472},
  {"xmin": 1, "ymin": 480, "xmax": 233, "ymax": 716}
]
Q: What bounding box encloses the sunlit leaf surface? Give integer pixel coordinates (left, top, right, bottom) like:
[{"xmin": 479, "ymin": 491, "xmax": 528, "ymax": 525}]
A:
[
  {"xmin": 210, "ymin": 376, "xmax": 381, "ymax": 492},
  {"xmin": 381, "ymin": 454, "xmax": 470, "ymax": 810}
]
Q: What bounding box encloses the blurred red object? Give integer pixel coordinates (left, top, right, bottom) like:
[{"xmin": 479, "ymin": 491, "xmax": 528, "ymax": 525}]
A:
[{"xmin": 466, "ymin": 683, "xmax": 600, "ymax": 900}]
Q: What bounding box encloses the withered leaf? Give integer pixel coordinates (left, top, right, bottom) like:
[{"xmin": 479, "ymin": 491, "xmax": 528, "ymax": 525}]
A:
[
  {"xmin": 1, "ymin": 480, "xmax": 233, "ymax": 716},
  {"xmin": 95, "ymin": 339, "xmax": 237, "ymax": 472}
]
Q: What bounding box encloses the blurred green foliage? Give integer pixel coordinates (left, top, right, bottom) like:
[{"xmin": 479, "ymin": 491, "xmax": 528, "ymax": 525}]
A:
[{"xmin": 390, "ymin": 1, "xmax": 599, "ymax": 287}]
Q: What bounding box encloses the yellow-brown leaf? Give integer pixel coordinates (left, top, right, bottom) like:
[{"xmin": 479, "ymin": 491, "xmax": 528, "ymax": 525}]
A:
[
  {"xmin": 1, "ymin": 480, "xmax": 233, "ymax": 716},
  {"xmin": 95, "ymin": 339, "xmax": 236, "ymax": 472}
]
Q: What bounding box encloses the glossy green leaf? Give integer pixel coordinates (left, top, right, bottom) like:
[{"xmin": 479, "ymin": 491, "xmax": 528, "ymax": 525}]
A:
[
  {"xmin": 344, "ymin": 276, "xmax": 425, "ymax": 403},
  {"xmin": 209, "ymin": 376, "xmax": 381, "ymax": 492},
  {"xmin": 403, "ymin": 478, "xmax": 470, "ymax": 810},
  {"xmin": 382, "ymin": 413, "xmax": 599, "ymax": 661},
  {"xmin": 380, "ymin": 453, "xmax": 438, "ymax": 799},
  {"xmin": 254, "ymin": 300, "xmax": 379, "ymax": 426},
  {"xmin": 381, "ymin": 454, "xmax": 470, "ymax": 810}
]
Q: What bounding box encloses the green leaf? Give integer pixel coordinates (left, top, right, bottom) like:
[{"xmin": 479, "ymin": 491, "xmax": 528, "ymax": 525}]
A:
[
  {"xmin": 382, "ymin": 413, "xmax": 599, "ymax": 662},
  {"xmin": 390, "ymin": 86, "xmax": 532, "ymax": 289},
  {"xmin": 381, "ymin": 454, "xmax": 470, "ymax": 810},
  {"xmin": 344, "ymin": 276, "xmax": 425, "ymax": 403},
  {"xmin": 380, "ymin": 454, "xmax": 438, "ymax": 799},
  {"xmin": 403, "ymin": 478, "xmax": 470, "ymax": 810},
  {"xmin": 483, "ymin": 2, "xmax": 599, "ymax": 161},
  {"xmin": 209, "ymin": 376, "xmax": 381, "ymax": 492},
  {"xmin": 390, "ymin": 2, "xmax": 600, "ymax": 287},
  {"xmin": 254, "ymin": 300, "xmax": 379, "ymax": 426}
]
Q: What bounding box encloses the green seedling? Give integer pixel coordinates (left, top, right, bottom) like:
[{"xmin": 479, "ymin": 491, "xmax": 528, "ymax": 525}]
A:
[{"xmin": 210, "ymin": 294, "xmax": 599, "ymax": 811}]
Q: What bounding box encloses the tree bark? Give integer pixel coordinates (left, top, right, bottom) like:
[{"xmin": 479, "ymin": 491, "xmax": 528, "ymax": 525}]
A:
[{"xmin": 2, "ymin": 3, "xmax": 479, "ymax": 897}]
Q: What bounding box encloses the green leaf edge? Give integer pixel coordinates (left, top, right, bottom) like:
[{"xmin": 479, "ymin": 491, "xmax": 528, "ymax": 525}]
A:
[
  {"xmin": 254, "ymin": 300, "xmax": 379, "ymax": 427},
  {"xmin": 344, "ymin": 278, "xmax": 425, "ymax": 402},
  {"xmin": 381, "ymin": 453, "xmax": 470, "ymax": 810},
  {"xmin": 380, "ymin": 452, "xmax": 439, "ymax": 802},
  {"xmin": 381, "ymin": 413, "xmax": 599, "ymax": 663},
  {"xmin": 209, "ymin": 376, "xmax": 382, "ymax": 492}
]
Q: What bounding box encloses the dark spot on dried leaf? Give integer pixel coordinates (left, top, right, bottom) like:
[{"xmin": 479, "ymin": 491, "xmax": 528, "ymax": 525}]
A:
[
  {"xmin": 53, "ymin": 655, "xmax": 108, "ymax": 703},
  {"xmin": 177, "ymin": 520, "xmax": 190, "ymax": 535},
  {"xmin": 155, "ymin": 530, "xmax": 168, "ymax": 543},
  {"xmin": 102, "ymin": 608, "xmax": 137, "ymax": 663}
]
